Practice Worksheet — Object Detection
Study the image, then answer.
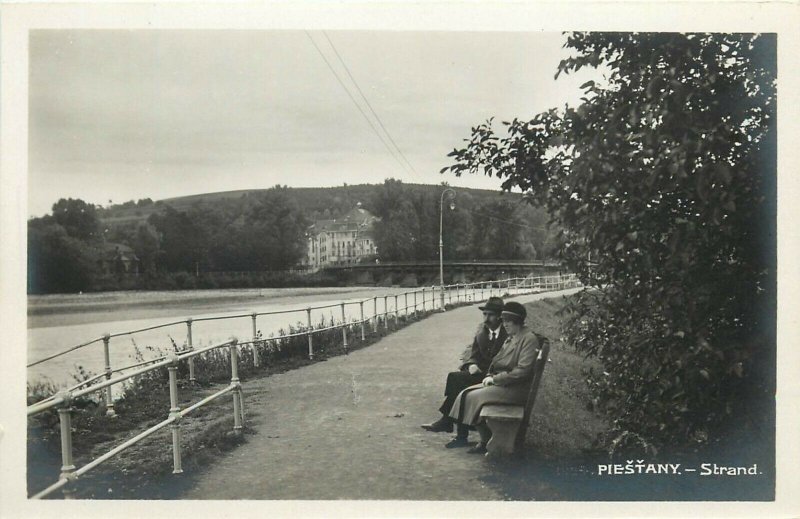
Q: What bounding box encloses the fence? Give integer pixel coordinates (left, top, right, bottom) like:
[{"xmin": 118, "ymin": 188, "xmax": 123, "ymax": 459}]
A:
[{"xmin": 26, "ymin": 273, "xmax": 580, "ymax": 499}]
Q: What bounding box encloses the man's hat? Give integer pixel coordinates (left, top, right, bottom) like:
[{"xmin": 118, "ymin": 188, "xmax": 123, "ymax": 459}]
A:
[
  {"xmin": 478, "ymin": 296, "xmax": 504, "ymax": 314},
  {"xmin": 501, "ymin": 301, "xmax": 527, "ymax": 321}
]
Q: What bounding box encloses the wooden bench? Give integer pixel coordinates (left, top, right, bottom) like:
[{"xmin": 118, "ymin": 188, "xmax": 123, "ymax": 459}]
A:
[{"xmin": 479, "ymin": 341, "xmax": 550, "ymax": 456}]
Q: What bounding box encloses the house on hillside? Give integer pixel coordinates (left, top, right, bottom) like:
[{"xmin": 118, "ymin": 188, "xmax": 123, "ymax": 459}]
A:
[
  {"xmin": 304, "ymin": 203, "xmax": 379, "ymax": 268},
  {"xmin": 96, "ymin": 242, "xmax": 140, "ymax": 275}
]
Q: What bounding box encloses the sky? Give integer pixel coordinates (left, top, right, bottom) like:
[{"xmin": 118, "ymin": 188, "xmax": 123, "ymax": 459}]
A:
[{"xmin": 28, "ymin": 30, "xmax": 599, "ymax": 217}]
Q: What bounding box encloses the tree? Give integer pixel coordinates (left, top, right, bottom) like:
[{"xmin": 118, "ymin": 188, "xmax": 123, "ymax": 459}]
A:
[
  {"xmin": 148, "ymin": 206, "xmax": 208, "ymax": 272},
  {"xmin": 131, "ymin": 223, "xmax": 161, "ymax": 273},
  {"xmin": 371, "ymin": 179, "xmax": 420, "ymax": 261},
  {"xmin": 28, "ymin": 220, "xmax": 97, "ymax": 293},
  {"xmin": 444, "ymin": 33, "xmax": 776, "ymax": 448},
  {"xmin": 470, "ymin": 199, "xmax": 536, "ymax": 260},
  {"xmin": 245, "ymin": 187, "xmax": 309, "ymax": 270},
  {"xmin": 50, "ymin": 198, "xmax": 101, "ymax": 242}
]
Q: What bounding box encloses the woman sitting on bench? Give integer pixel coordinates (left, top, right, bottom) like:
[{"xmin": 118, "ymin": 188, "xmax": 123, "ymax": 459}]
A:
[{"xmin": 446, "ymin": 301, "xmax": 542, "ymax": 455}]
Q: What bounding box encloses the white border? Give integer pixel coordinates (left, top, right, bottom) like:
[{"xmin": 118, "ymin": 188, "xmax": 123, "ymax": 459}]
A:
[{"xmin": 2, "ymin": 2, "xmax": 799, "ymax": 518}]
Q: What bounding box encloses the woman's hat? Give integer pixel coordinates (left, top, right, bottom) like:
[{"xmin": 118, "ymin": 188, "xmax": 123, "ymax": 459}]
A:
[
  {"xmin": 478, "ymin": 296, "xmax": 504, "ymax": 314},
  {"xmin": 501, "ymin": 301, "xmax": 527, "ymax": 321}
]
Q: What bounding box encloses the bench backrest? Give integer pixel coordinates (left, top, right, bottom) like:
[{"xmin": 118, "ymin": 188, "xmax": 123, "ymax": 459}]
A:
[{"xmin": 514, "ymin": 336, "xmax": 550, "ymax": 450}]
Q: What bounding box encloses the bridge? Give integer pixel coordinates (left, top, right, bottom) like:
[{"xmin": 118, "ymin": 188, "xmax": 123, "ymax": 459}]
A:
[{"xmin": 324, "ymin": 260, "xmax": 564, "ymax": 286}]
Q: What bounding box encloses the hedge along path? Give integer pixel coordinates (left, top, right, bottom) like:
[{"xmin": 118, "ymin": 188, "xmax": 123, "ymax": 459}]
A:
[{"xmin": 183, "ymin": 287, "xmax": 583, "ymax": 500}]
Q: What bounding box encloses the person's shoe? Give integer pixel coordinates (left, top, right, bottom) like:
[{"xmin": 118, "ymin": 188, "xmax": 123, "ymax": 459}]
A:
[
  {"xmin": 421, "ymin": 417, "xmax": 453, "ymax": 433},
  {"xmin": 444, "ymin": 436, "xmax": 469, "ymax": 449},
  {"xmin": 467, "ymin": 442, "xmax": 488, "ymax": 455}
]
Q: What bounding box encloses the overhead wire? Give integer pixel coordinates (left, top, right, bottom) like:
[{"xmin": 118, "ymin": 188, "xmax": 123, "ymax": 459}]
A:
[
  {"xmin": 304, "ymin": 31, "xmax": 411, "ymax": 176},
  {"xmin": 322, "ymin": 31, "xmax": 421, "ymax": 178}
]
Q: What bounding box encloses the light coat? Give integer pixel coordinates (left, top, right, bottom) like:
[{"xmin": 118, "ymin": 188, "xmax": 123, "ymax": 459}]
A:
[{"xmin": 448, "ymin": 327, "xmax": 542, "ymax": 426}]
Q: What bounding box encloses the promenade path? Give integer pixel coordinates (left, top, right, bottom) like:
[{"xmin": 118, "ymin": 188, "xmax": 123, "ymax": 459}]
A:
[{"xmin": 184, "ymin": 289, "xmax": 580, "ymax": 500}]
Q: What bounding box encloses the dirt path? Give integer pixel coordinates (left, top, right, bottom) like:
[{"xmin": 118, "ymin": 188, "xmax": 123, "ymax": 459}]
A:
[{"xmin": 182, "ymin": 289, "xmax": 581, "ymax": 500}]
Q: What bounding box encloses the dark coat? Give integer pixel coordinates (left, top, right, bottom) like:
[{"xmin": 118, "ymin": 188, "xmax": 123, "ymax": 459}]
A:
[
  {"xmin": 449, "ymin": 328, "xmax": 542, "ymax": 426},
  {"xmin": 459, "ymin": 324, "xmax": 507, "ymax": 373}
]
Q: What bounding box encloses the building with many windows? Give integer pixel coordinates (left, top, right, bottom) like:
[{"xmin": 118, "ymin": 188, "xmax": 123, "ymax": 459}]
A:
[{"xmin": 305, "ymin": 203, "xmax": 379, "ymax": 268}]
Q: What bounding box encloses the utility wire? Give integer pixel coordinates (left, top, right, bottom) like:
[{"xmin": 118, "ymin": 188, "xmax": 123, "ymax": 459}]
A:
[
  {"xmin": 304, "ymin": 31, "xmax": 411, "ymax": 175},
  {"xmin": 322, "ymin": 31, "xmax": 420, "ymax": 178}
]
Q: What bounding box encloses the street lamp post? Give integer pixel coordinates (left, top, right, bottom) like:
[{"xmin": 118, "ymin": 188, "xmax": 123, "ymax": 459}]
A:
[{"xmin": 439, "ymin": 188, "xmax": 456, "ymax": 311}]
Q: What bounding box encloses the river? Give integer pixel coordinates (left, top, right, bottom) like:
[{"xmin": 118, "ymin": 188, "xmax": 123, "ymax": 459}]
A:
[{"xmin": 27, "ymin": 284, "xmax": 512, "ymax": 387}]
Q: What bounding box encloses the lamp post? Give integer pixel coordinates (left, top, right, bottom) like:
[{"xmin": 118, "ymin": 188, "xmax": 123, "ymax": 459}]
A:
[{"xmin": 439, "ymin": 188, "xmax": 456, "ymax": 311}]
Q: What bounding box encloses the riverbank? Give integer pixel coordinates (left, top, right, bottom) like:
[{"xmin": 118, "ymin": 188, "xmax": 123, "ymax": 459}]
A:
[
  {"xmin": 28, "ymin": 286, "xmax": 390, "ymax": 328},
  {"xmin": 28, "ymin": 296, "xmax": 448, "ymax": 499}
]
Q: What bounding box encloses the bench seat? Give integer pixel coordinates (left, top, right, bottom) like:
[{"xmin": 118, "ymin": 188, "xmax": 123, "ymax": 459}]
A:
[
  {"xmin": 480, "ymin": 404, "xmax": 525, "ymax": 455},
  {"xmin": 479, "ymin": 341, "xmax": 550, "ymax": 457},
  {"xmin": 480, "ymin": 404, "xmax": 524, "ymax": 421}
]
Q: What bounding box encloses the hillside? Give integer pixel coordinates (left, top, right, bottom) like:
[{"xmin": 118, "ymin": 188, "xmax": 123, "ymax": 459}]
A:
[{"xmin": 98, "ymin": 183, "xmax": 526, "ymax": 228}]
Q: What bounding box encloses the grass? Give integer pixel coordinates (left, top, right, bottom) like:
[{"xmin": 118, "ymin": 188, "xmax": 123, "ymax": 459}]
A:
[{"xmin": 479, "ymin": 295, "xmax": 774, "ymax": 501}]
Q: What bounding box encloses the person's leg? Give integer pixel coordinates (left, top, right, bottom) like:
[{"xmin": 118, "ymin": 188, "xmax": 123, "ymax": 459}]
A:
[
  {"xmin": 444, "ymin": 384, "xmax": 484, "ymax": 448},
  {"xmin": 423, "ymin": 371, "xmax": 479, "ymax": 432},
  {"xmin": 468, "ymin": 422, "xmax": 492, "ymax": 454},
  {"xmin": 439, "ymin": 371, "xmax": 481, "ymax": 415},
  {"xmin": 445, "ymin": 423, "xmax": 470, "ymax": 448}
]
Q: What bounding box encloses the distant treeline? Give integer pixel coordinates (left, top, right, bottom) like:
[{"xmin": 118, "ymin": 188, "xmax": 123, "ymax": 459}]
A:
[{"xmin": 28, "ymin": 181, "xmax": 558, "ymax": 294}]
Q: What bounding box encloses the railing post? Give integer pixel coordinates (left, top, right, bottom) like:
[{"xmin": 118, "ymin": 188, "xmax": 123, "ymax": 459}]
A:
[
  {"xmin": 186, "ymin": 318, "xmax": 196, "ymax": 384},
  {"xmin": 306, "ymin": 308, "xmax": 314, "ymax": 360},
  {"xmin": 56, "ymin": 391, "xmax": 76, "ymax": 499},
  {"xmin": 341, "ymin": 303, "xmax": 348, "ymax": 353},
  {"xmin": 167, "ymin": 355, "xmax": 183, "ymax": 474},
  {"xmin": 373, "ymin": 297, "xmax": 378, "ymax": 333},
  {"xmin": 481, "ymin": 283, "xmax": 485, "ymax": 301},
  {"xmin": 394, "ymin": 295, "xmax": 399, "ymax": 326},
  {"xmin": 413, "ymin": 289, "xmax": 418, "ymax": 317},
  {"xmin": 251, "ymin": 312, "xmax": 260, "ymax": 368},
  {"xmin": 230, "ymin": 339, "xmax": 243, "ymax": 434},
  {"xmin": 404, "ymin": 292, "xmax": 408, "ymax": 318},
  {"xmin": 101, "ymin": 334, "xmax": 116, "ymax": 417},
  {"xmin": 421, "ymin": 287, "xmax": 426, "ymax": 312},
  {"xmin": 383, "ymin": 296, "xmax": 389, "ymax": 330},
  {"xmin": 439, "ymin": 282, "xmax": 446, "ymax": 310},
  {"xmin": 359, "ymin": 301, "xmax": 366, "ymax": 341}
]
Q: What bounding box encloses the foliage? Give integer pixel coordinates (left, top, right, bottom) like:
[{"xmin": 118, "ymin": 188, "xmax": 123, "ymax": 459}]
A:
[
  {"xmin": 29, "ymin": 183, "xmax": 556, "ymax": 294},
  {"xmin": 51, "ymin": 198, "xmax": 101, "ymax": 241},
  {"xmin": 370, "ymin": 178, "xmax": 551, "ymax": 262},
  {"xmin": 443, "ymin": 33, "xmax": 776, "ymax": 447},
  {"xmin": 148, "ymin": 205, "xmax": 209, "ymax": 273},
  {"xmin": 28, "ymin": 220, "xmax": 98, "ymax": 293}
]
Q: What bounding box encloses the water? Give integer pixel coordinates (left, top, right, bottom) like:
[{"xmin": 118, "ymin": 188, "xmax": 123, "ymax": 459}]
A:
[{"xmin": 27, "ymin": 284, "xmax": 526, "ymax": 387}]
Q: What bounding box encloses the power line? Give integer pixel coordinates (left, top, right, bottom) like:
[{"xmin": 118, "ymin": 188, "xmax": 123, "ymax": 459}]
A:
[
  {"xmin": 322, "ymin": 31, "xmax": 420, "ymax": 178},
  {"xmin": 304, "ymin": 31, "xmax": 411, "ymax": 175}
]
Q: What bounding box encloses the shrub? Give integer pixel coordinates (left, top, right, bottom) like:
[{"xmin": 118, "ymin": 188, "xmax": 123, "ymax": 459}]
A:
[{"xmin": 444, "ymin": 33, "xmax": 776, "ymax": 448}]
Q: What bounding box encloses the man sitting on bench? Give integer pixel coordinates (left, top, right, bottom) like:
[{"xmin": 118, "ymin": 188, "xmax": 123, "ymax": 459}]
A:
[{"xmin": 420, "ymin": 296, "xmax": 506, "ymax": 434}]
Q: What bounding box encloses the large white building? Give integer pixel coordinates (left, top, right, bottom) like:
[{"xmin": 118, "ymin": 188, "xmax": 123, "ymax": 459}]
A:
[{"xmin": 305, "ymin": 203, "xmax": 379, "ymax": 268}]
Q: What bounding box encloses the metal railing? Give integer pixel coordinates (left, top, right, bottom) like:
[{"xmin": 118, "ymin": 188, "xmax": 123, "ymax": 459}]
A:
[{"xmin": 27, "ymin": 273, "xmax": 580, "ymax": 499}]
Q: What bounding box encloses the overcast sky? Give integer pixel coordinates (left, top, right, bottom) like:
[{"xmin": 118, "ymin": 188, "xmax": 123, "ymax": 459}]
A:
[{"xmin": 28, "ymin": 30, "xmax": 598, "ymax": 217}]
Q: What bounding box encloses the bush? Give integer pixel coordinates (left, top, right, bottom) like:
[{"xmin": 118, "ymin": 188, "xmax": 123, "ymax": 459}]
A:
[{"xmin": 445, "ymin": 33, "xmax": 776, "ymax": 448}]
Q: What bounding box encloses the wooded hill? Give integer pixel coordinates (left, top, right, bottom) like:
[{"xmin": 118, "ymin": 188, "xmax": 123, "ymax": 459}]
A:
[
  {"xmin": 29, "ymin": 181, "xmax": 558, "ymax": 294},
  {"xmin": 98, "ymin": 183, "xmax": 537, "ymax": 229}
]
